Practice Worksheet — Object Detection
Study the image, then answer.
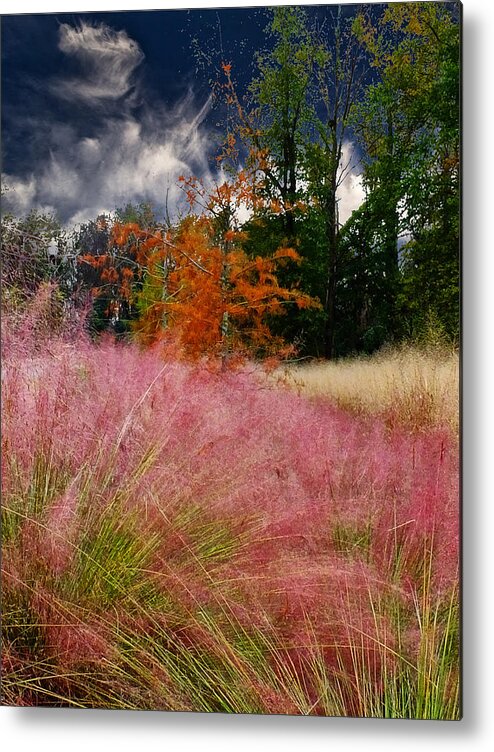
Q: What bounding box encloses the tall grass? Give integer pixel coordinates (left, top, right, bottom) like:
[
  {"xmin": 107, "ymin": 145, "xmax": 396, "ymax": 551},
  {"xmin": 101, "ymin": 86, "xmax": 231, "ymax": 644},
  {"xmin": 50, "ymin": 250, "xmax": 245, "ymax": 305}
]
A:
[
  {"xmin": 1, "ymin": 306, "xmax": 460, "ymax": 716},
  {"xmin": 277, "ymin": 346, "xmax": 459, "ymax": 434}
]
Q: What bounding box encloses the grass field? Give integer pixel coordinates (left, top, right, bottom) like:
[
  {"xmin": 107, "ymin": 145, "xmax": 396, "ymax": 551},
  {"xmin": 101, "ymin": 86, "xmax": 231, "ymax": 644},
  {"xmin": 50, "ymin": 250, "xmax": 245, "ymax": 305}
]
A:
[
  {"xmin": 276, "ymin": 346, "xmax": 459, "ymax": 434},
  {"xmin": 1, "ymin": 323, "xmax": 460, "ymax": 717}
]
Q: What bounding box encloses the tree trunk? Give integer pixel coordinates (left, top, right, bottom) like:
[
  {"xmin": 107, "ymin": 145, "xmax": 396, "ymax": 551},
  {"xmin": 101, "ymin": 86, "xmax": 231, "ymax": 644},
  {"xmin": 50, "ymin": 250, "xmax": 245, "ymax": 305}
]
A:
[
  {"xmin": 324, "ymin": 186, "xmax": 338, "ymax": 359},
  {"xmin": 282, "ymin": 131, "xmax": 298, "ymax": 241},
  {"xmin": 219, "ymin": 207, "xmax": 232, "ymax": 370},
  {"xmin": 382, "ymin": 111, "xmax": 400, "ymax": 336}
]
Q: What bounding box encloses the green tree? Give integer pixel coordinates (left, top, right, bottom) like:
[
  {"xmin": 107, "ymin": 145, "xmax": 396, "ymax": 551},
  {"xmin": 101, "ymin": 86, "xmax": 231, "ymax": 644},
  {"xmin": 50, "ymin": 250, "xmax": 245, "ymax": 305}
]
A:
[
  {"xmin": 225, "ymin": 7, "xmax": 367, "ymax": 358},
  {"xmin": 352, "ymin": 2, "xmax": 460, "ymax": 343},
  {"xmin": 305, "ymin": 5, "xmax": 369, "ymax": 357},
  {"xmin": 115, "ymin": 201, "xmax": 157, "ymax": 229},
  {"xmin": 225, "ymin": 6, "xmax": 317, "ymax": 241},
  {"xmin": 73, "ymin": 204, "xmax": 160, "ymax": 336},
  {"xmin": 1, "ymin": 206, "xmax": 70, "ymax": 306},
  {"xmin": 74, "ymin": 215, "xmax": 130, "ymax": 336}
]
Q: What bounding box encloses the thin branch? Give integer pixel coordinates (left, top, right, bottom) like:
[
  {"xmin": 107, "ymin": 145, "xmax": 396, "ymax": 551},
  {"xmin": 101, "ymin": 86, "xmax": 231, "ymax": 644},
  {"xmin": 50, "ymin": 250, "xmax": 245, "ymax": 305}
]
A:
[{"xmin": 126, "ymin": 228, "xmax": 214, "ymax": 278}]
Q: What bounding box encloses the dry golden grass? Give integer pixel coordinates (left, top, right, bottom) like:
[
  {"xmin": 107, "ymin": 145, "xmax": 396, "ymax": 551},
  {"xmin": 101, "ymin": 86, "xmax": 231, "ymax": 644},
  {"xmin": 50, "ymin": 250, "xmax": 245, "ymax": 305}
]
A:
[{"xmin": 276, "ymin": 346, "xmax": 459, "ymax": 433}]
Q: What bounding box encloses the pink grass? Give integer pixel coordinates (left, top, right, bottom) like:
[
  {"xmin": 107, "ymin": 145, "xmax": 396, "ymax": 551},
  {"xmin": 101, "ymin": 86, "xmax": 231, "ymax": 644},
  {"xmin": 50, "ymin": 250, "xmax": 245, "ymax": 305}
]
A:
[{"xmin": 1, "ymin": 310, "xmax": 459, "ymax": 714}]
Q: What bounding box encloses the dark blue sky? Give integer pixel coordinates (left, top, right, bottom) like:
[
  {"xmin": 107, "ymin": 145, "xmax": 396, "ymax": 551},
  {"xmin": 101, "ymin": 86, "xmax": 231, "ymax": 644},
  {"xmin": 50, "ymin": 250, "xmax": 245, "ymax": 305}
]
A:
[
  {"xmin": 2, "ymin": 9, "xmax": 266, "ymax": 171},
  {"xmin": 1, "ymin": 5, "xmax": 368, "ymax": 226}
]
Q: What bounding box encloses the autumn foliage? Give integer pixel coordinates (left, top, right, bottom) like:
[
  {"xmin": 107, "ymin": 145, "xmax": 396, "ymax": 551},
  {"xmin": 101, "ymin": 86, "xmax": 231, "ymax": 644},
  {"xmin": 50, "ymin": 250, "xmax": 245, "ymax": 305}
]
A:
[{"xmin": 81, "ymin": 174, "xmax": 318, "ymax": 362}]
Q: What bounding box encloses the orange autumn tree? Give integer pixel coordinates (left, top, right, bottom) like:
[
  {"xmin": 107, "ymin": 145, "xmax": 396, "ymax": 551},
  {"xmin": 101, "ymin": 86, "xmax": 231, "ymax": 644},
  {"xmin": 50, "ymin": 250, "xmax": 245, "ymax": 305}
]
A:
[{"xmin": 108, "ymin": 172, "xmax": 318, "ymax": 362}]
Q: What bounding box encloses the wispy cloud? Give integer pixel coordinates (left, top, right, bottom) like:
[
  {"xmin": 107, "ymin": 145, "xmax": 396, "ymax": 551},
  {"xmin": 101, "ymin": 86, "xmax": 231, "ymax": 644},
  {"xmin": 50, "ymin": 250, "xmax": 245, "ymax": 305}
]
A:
[
  {"xmin": 53, "ymin": 22, "xmax": 144, "ymax": 106},
  {"xmin": 3, "ymin": 111, "xmax": 213, "ymax": 226},
  {"xmin": 3, "ymin": 20, "xmax": 213, "ymax": 226}
]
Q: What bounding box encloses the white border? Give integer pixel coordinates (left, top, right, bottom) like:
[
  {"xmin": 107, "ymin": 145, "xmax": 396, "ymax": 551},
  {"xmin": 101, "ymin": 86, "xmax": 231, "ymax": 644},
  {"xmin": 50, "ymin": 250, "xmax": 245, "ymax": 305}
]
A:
[{"xmin": 2, "ymin": 1, "xmax": 493, "ymax": 750}]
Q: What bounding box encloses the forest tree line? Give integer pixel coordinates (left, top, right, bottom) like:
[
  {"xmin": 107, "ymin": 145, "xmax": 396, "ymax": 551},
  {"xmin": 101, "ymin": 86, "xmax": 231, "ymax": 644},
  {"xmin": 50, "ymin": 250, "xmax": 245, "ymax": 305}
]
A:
[{"xmin": 1, "ymin": 3, "xmax": 460, "ymax": 360}]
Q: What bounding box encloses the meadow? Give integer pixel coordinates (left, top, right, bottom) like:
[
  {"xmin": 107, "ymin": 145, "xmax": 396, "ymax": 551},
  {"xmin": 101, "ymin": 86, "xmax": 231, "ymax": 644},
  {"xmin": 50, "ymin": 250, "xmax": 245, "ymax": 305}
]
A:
[
  {"xmin": 1, "ymin": 307, "xmax": 460, "ymax": 717},
  {"xmin": 277, "ymin": 346, "xmax": 459, "ymax": 435}
]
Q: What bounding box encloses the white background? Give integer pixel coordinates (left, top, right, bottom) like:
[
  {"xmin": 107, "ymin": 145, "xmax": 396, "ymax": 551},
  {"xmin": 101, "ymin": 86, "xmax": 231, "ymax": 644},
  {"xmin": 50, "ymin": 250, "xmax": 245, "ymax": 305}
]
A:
[{"xmin": 1, "ymin": 0, "xmax": 492, "ymax": 749}]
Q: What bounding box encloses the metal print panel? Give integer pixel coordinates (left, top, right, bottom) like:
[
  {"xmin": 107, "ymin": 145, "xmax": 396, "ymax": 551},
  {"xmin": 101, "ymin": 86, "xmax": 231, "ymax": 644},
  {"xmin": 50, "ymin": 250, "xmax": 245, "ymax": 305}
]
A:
[{"xmin": 1, "ymin": 2, "xmax": 461, "ymax": 718}]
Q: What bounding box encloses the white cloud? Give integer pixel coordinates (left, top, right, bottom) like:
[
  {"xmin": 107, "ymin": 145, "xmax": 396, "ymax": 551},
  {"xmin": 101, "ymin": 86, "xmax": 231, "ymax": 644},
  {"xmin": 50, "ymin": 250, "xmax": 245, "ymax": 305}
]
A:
[
  {"xmin": 53, "ymin": 22, "xmax": 144, "ymax": 105},
  {"xmin": 337, "ymin": 141, "xmax": 365, "ymax": 226},
  {"xmin": 39, "ymin": 157, "xmax": 82, "ymax": 202},
  {"xmin": 2, "ymin": 175, "xmax": 37, "ymax": 214},
  {"xmin": 3, "ymin": 21, "xmax": 214, "ymax": 227},
  {"xmin": 78, "ymin": 137, "xmax": 102, "ymax": 165},
  {"xmin": 3, "ymin": 106, "xmax": 213, "ymax": 226},
  {"xmin": 337, "ymin": 170, "xmax": 365, "ymax": 226}
]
